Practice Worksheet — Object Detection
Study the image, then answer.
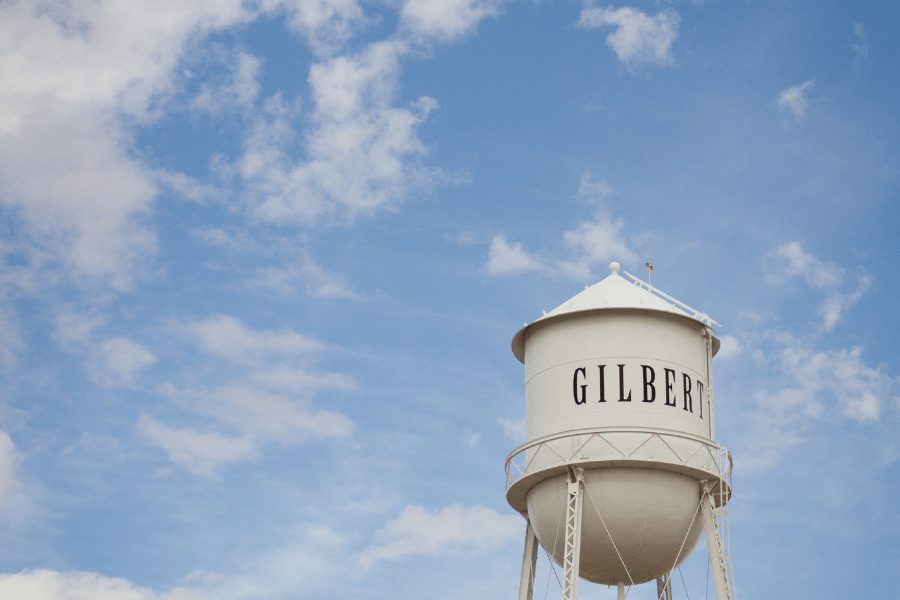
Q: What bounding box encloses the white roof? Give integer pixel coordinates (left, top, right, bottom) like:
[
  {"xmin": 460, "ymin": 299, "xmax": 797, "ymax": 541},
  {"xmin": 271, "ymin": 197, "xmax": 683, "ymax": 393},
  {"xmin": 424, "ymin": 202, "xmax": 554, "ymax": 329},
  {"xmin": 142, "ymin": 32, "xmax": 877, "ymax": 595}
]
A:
[{"xmin": 511, "ymin": 262, "xmax": 719, "ymax": 362}]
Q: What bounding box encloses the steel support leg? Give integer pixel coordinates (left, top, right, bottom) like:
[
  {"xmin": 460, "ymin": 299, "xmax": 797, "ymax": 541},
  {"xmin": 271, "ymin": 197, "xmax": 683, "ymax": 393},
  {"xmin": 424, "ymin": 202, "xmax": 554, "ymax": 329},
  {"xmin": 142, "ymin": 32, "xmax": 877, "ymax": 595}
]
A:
[
  {"xmin": 701, "ymin": 482, "xmax": 732, "ymax": 600},
  {"xmin": 561, "ymin": 467, "xmax": 584, "ymax": 600},
  {"xmin": 518, "ymin": 519, "xmax": 538, "ymax": 600},
  {"xmin": 656, "ymin": 573, "xmax": 672, "ymax": 600}
]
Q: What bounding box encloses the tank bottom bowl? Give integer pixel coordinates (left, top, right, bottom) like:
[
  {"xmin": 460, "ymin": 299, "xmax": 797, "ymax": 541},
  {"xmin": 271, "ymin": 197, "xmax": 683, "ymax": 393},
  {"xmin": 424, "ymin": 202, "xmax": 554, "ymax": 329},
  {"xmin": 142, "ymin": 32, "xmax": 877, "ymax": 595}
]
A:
[{"xmin": 526, "ymin": 467, "xmax": 704, "ymax": 585}]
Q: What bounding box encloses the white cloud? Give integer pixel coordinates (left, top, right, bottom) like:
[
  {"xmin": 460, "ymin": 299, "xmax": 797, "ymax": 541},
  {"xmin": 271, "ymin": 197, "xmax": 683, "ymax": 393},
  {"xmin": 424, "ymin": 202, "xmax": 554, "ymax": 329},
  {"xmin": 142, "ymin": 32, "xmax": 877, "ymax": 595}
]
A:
[
  {"xmin": 88, "ymin": 337, "xmax": 158, "ymax": 388},
  {"xmin": 359, "ymin": 504, "xmax": 521, "ymax": 568},
  {"xmin": 277, "ymin": 0, "xmax": 366, "ymax": 56},
  {"xmin": 0, "ymin": 431, "xmax": 20, "ymax": 512},
  {"xmin": 766, "ymin": 241, "xmax": 842, "ymax": 288},
  {"xmin": 145, "ymin": 381, "xmax": 354, "ymax": 474},
  {"xmin": 190, "ymin": 50, "xmax": 262, "ymax": 115},
  {"xmin": 252, "ymin": 365, "xmax": 358, "ymax": 393},
  {"xmin": 498, "ymin": 415, "xmax": 525, "ymax": 443},
  {"xmin": 0, "ymin": 110, "xmax": 158, "ymax": 291},
  {"xmin": 484, "ymin": 177, "xmax": 642, "ymax": 282},
  {"xmin": 53, "ymin": 307, "xmax": 108, "ymax": 349},
  {"xmin": 185, "ymin": 384, "xmax": 355, "ymax": 442},
  {"xmin": 400, "ymin": 0, "xmax": 500, "ymax": 41},
  {"xmin": 741, "ymin": 334, "xmax": 897, "ymax": 469},
  {"xmin": 0, "ymin": 0, "xmax": 382, "ymax": 292},
  {"xmin": 249, "ymin": 257, "xmax": 358, "ymax": 298},
  {"xmin": 560, "ymin": 212, "xmax": 640, "ymax": 276},
  {"xmin": 778, "ymin": 79, "xmax": 814, "ymax": 119},
  {"xmin": 716, "ymin": 334, "xmax": 742, "ymax": 359},
  {"xmin": 0, "ymin": 568, "xmax": 211, "ymax": 600},
  {"xmin": 819, "ymin": 280, "xmax": 870, "ymax": 331},
  {"xmin": 0, "ymin": 0, "xmax": 262, "ymax": 291},
  {"xmin": 575, "ymin": 172, "xmax": 611, "ymax": 202},
  {"xmin": 765, "ymin": 241, "xmax": 870, "ymax": 330},
  {"xmin": 204, "ymin": 524, "xmax": 347, "ymax": 598},
  {"xmin": 0, "ymin": 303, "xmax": 24, "ymax": 368},
  {"xmin": 156, "ymin": 315, "xmax": 355, "ymax": 473},
  {"xmin": 485, "ymin": 234, "xmax": 545, "ymax": 276},
  {"xmin": 179, "ymin": 315, "xmax": 324, "ymax": 364},
  {"xmin": 240, "ymin": 40, "xmax": 440, "ymax": 225},
  {"xmin": 853, "ymin": 23, "xmax": 868, "ymax": 61},
  {"xmin": 138, "ymin": 415, "xmax": 257, "ymax": 476},
  {"xmin": 578, "ymin": 6, "xmax": 680, "ymax": 67},
  {"xmin": 463, "ymin": 428, "xmax": 481, "ymax": 447}
]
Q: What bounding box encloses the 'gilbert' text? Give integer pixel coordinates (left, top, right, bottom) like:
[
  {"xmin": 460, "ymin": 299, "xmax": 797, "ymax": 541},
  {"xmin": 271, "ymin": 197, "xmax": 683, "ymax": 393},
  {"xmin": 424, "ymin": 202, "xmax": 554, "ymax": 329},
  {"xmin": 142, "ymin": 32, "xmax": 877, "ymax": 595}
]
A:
[{"xmin": 572, "ymin": 364, "xmax": 703, "ymax": 417}]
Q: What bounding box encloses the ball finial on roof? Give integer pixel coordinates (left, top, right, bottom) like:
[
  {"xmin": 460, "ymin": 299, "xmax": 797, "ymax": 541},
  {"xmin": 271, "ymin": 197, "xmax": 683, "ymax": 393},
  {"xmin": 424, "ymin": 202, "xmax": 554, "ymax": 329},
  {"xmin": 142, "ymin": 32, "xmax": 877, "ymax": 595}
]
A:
[{"xmin": 609, "ymin": 262, "xmax": 620, "ymax": 273}]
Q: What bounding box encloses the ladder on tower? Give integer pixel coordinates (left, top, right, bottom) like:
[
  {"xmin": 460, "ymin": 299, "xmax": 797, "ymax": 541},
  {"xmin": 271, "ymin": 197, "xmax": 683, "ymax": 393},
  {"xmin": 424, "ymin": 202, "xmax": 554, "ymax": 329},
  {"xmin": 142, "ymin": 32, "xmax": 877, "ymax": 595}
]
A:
[{"xmin": 701, "ymin": 481, "xmax": 736, "ymax": 600}]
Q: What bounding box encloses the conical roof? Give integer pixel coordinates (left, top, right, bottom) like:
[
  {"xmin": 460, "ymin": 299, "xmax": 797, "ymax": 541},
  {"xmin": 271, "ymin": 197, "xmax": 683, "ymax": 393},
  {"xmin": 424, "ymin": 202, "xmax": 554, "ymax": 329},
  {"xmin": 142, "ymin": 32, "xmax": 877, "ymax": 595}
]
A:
[{"xmin": 510, "ymin": 262, "xmax": 719, "ymax": 362}]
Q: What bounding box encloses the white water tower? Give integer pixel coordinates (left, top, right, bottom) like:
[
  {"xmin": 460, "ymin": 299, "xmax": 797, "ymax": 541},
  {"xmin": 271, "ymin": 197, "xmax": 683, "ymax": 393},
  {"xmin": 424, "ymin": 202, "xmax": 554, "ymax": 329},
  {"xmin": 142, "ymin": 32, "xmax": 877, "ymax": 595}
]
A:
[{"xmin": 506, "ymin": 263, "xmax": 735, "ymax": 600}]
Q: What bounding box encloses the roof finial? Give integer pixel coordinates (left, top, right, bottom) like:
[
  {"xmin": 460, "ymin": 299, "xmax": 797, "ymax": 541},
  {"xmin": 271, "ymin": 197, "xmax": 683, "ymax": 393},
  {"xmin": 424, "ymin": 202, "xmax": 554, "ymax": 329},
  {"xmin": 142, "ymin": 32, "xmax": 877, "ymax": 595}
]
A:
[
  {"xmin": 609, "ymin": 262, "xmax": 620, "ymax": 274},
  {"xmin": 645, "ymin": 262, "xmax": 654, "ymax": 285}
]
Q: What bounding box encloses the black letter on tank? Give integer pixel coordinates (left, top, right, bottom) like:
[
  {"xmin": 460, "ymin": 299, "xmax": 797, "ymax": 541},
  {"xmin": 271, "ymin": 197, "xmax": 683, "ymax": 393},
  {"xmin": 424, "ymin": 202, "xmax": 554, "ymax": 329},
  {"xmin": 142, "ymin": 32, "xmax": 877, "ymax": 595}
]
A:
[
  {"xmin": 697, "ymin": 381, "xmax": 704, "ymax": 418},
  {"xmin": 617, "ymin": 364, "xmax": 631, "ymax": 402},
  {"xmin": 641, "ymin": 365, "xmax": 656, "ymax": 402},
  {"xmin": 573, "ymin": 367, "xmax": 587, "ymax": 405},
  {"xmin": 598, "ymin": 365, "xmax": 606, "ymax": 402},
  {"xmin": 664, "ymin": 368, "xmax": 677, "ymax": 406},
  {"xmin": 682, "ymin": 373, "xmax": 693, "ymax": 412}
]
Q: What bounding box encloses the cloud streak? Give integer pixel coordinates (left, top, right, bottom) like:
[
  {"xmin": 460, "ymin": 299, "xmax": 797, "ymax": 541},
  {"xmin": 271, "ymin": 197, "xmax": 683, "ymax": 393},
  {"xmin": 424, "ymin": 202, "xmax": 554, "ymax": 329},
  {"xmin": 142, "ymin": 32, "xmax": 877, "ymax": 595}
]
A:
[{"xmin": 359, "ymin": 504, "xmax": 521, "ymax": 568}]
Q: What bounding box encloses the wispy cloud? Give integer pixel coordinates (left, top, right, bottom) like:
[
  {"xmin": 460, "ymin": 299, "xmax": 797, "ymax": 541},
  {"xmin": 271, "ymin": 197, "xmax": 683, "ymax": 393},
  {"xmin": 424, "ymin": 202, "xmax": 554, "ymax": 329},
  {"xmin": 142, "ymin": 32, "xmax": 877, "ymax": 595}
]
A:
[
  {"xmin": 853, "ymin": 23, "xmax": 868, "ymax": 61},
  {"xmin": 137, "ymin": 415, "xmax": 257, "ymax": 477},
  {"xmin": 578, "ymin": 5, "xmax": 680, "ymax": 67},
  {"xmin": 248, "ymin": 257, "xmax": 358, "ymax": 298},
  {"xmin": 87, "ymin": 337, "xmax": 158, "ymax": 389},
  {"xmin": 359, "ymin": 504, "xmax": 521, "ymax": 568},
  {"xmin": 145, "ymin": 315, "xmax": 356, "ymax": 474},
  {"xmin": 764, "ymin": 241, "xmax": 870, "ymax": 330},
  {"xmin": 498, "ymin": 416, "xmax": 525, "ymax": 443},
  {"xmin": 777, "ymin": 79, "xmax": 814, "ymax": 119},
  {"xmin": 178, "ymin": 315, "xmax": 325, "ymax": 365},
  {"xmin": 0, "ymin": 432, "xmax": 20, "ymax": 513},
  {"xmin": 0, "ymin": 568, "xmax": 212, "ymax": 600},
  {"xmin": 166, "ymin": 384, "xmax": 355, "ymax": 443},
  {"xmin": 190, "ymin": 49, "xmax": 262, "ymax": 115},
  {"xmin": 740, "ymin": 333, "xmax": 898, "ymax": 469}
]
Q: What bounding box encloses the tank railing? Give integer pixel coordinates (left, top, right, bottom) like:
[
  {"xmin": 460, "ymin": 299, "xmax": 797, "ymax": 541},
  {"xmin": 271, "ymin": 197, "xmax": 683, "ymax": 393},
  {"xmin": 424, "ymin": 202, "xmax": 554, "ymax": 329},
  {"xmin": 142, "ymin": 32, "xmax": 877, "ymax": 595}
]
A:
[
  {"xmin": 621, "ymin": 271, "xmax": 721, "ymax": 329},
  {"xmin": 505, "ymin": 428, "xmax": 731, "ymax": 492}
]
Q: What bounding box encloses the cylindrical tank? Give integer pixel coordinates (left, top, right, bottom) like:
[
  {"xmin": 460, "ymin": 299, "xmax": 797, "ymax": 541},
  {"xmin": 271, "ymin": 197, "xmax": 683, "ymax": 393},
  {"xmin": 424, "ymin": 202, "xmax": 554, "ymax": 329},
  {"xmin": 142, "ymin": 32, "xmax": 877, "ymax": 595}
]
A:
[{"xmin": 505, "ymin": 263, "xmax": 729, "ymax": 586}]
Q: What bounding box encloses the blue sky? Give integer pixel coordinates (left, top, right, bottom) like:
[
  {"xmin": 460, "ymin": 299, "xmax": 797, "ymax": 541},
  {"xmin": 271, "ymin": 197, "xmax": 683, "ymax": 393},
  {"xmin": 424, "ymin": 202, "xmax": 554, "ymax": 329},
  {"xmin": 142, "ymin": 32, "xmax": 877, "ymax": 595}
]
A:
[{"xmin": 0, "ymin": 0, "xmax": 898, "ymax": 598}]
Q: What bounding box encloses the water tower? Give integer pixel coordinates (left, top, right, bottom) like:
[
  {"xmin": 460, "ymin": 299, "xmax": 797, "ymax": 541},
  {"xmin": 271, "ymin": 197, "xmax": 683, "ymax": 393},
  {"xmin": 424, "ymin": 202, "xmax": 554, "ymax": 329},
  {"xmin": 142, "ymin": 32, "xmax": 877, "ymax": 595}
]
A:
[{"xmin": 506, "ymin": 263, "xmax": 735, "ymax": 600}]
